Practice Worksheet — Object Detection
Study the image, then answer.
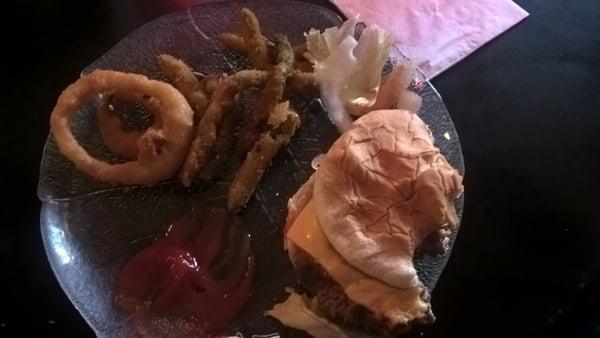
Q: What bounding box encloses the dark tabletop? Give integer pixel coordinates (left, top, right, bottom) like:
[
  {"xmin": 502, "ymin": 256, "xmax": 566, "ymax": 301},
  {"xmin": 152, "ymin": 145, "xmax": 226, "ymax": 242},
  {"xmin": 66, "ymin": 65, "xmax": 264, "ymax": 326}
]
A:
[{"xmin": 3, "ymin": 0, "xmax": 600, "ymax": 337}]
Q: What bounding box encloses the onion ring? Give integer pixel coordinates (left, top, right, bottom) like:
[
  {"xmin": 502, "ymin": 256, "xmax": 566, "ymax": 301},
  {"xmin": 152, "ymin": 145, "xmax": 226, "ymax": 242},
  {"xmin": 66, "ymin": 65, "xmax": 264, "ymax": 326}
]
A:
[
  {"xmin": 50, "ymin": 69, "xmax": 194, "ymax": 185},
  {"xmin": 96, "ymin": 93, "xmax": 162, "ymax": 159}
]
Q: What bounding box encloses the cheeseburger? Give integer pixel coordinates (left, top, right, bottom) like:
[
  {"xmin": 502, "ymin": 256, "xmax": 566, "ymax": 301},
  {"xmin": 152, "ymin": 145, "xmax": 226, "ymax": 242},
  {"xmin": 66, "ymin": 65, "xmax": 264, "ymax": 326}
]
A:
[{"xmin": 267, "ymin": 109, "xmax": 463, "ymax": 337}]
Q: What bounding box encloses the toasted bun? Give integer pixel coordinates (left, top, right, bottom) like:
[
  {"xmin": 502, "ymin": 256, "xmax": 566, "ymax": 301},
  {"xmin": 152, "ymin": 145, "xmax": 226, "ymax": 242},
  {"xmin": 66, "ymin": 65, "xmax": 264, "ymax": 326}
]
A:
[{"xmin": 313, "ymin": 109, "xmax": 463, "ymax": 288}]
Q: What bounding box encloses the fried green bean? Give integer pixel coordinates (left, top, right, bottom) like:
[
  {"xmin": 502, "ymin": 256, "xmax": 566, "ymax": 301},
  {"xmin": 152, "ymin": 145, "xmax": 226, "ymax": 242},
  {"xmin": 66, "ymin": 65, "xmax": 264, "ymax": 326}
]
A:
[
  {"xmin": 179, "ymin": 33, "xmax": 314, "ymax": 187},
  {"xmin": 180, "ymin": 68, "xmax": 295, "ymax": 186},
  {"xmin": 237, "ymin": 35, "xmax": 294, "ymax": 154},
  {"xmin": 219, "ymin": 31, "xmax": 307, "ymax": 64},
  {"xmin": 228, "ymin": 101, "xmax": 301, "ymax": 211},
  {"xmin": 231, "ymin": 69, "xmax": 315, "ymax": 94},
  {"xmin": 180, "ymin": 78, "xmax": 240, "ymax": 187},
  {"xmin": 218, "ymin": 32, "xmax": 249, "ymax": 55},
  {"xmin": 240, "ymin": 8, "xmax": 271, "ymax": 70},
  {"xmin": 285, "ymin": 70, "xmax": 319, "ymax": 97},
  {"xmin": 158, "ymin": 54, "xmax": 209, "ymax": 120},
  {"xmin": 293, "ymin": 42, "xmax": 308, "ymax": 59},
  {"xmin": 200, "ymin": 94, "xmax": 241, "ymax": 182},
  {"xmin": 202, "ymin": 73, "xmax": 221, "ymax": 97}
]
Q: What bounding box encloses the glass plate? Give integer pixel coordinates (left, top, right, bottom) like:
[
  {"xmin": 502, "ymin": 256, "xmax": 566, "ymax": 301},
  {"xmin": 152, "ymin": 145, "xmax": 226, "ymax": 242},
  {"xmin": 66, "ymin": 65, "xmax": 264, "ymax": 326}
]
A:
[{"xmin": 38, "ymin": 1, "xmax": 465, "ymax": 337}]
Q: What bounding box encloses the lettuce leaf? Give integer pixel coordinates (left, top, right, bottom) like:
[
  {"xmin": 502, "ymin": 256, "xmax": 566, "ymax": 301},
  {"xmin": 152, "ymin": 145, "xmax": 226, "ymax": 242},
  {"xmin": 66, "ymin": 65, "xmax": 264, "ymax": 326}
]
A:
[
  {"xmin": 265, "ymin": 289, "xmax": 374, "ymax": 338},
  {"xmin": 306, "ymin": 18, "xmax": 392, "ymax": 132}
]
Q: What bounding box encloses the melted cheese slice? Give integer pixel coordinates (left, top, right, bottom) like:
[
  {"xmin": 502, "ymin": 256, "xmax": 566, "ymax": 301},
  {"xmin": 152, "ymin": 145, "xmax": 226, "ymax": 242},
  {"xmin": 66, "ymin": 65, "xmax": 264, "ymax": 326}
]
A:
[{"xmin": 286, "ymin": 199, "xmax": 429, "ymax": 325}]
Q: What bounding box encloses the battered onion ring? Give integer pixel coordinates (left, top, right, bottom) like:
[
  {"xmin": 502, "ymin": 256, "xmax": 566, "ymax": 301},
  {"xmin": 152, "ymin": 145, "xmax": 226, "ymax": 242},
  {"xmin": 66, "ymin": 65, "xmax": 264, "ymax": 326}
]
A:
[
  {"xmin": 50, "ymin": 69, "xmax": 194, "ymax": 185},
  {"xmin": 97, "ymin": 93, "xmax": 162, "ymax": 159}
]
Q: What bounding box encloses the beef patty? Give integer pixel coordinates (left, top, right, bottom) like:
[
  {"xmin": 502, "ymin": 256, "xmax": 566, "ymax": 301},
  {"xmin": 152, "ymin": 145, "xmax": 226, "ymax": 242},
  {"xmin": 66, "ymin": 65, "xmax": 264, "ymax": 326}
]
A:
[{"xmin": 286, "ymin": 240, "xmax": 435, "ymax": 337}]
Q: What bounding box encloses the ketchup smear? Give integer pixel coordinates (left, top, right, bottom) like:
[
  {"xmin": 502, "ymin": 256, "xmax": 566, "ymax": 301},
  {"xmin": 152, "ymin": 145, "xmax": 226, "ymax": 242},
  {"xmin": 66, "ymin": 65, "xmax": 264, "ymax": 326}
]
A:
[{"xmin": 116, "ymin": 207, "xmax": 255, "ymax": 337}]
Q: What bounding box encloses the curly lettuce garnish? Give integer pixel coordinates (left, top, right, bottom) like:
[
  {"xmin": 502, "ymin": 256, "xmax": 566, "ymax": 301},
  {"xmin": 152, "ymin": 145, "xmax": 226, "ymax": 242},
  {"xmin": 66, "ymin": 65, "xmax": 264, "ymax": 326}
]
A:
[{"xmin": 306, "ymin": 18, "xmax": 421, "ymax": 132}]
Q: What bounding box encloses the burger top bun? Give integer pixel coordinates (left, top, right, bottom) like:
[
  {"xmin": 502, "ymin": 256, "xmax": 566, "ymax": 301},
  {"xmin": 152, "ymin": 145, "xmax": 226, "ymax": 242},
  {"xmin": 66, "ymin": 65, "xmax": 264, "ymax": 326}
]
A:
[{"xmin": 313, "ymin": 109, "xmax": 463, "ymax": 289}]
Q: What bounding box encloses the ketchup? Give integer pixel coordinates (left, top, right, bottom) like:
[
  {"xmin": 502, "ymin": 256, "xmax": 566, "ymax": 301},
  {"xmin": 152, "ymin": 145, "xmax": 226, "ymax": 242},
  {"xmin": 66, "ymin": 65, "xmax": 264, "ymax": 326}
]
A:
[{"xmin": 117, "ymin": 207, "xmax": 255, "ymax": 337}]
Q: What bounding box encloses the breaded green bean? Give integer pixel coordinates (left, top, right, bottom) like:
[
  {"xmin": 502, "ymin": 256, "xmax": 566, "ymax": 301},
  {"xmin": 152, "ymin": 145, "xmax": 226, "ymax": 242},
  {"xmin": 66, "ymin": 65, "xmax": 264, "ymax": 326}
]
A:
[
  {"xmin": 158, "ymin": 54, "xmax": 209, "ymax": 120},
  {"xmin": 293, "ymin": 42, "xmax": 308, "ymax": 59},
  {"xmin": 219, "ymin": 31, "xmax": 306, "ymax": 65},
  {"xmin": 230, "ymin": 69, "xmax": 269, "ymax": 87},
  {"xmin": 240, "ymin": 8, "xmax": 271, "ymax": 70},
  {"xmin": 200, "ymin": 94, "xmax": 241, "ymax": 182},
  {"xmin": 273, "ymin": 35, "xmax": 295, "ymax": 76},
  {"xmin": 228, "ymin": 101, "xmax": 301, "ymax": 211},
  {"xmin": 230, "ymin": 69, "xmax": 317, "ymax": 97},
  {"xmin": 294, "ymin": 60, "xmax": 313, "ymax": 72},
  {"xmin": 237, "ymin": 35, "xmax": 294, "ymax": 154},
  {"xmin": 180, "ymin": 69, "xmax": 288, "ymax": 186},
  {"xmin": 285, "ymin": 70, "xmax": 319, "ymax": 97},
  {"xmin": 179, "ymin": 64, "xmax": 313, "ymax": 187},
  {"xmin": 180, "ymin": 78, "xmax": 240, "ymax": 187},
  {"xmin": 218, "ymin": 32, "xmax": 248, "ymax": 55},
  {"xmin": 202, "ymin": 73, "xmax": 221, "ymax": 96},
  {"xmin": 219, "ymin": 32, "xmax": 276, "ymax": 57}
]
